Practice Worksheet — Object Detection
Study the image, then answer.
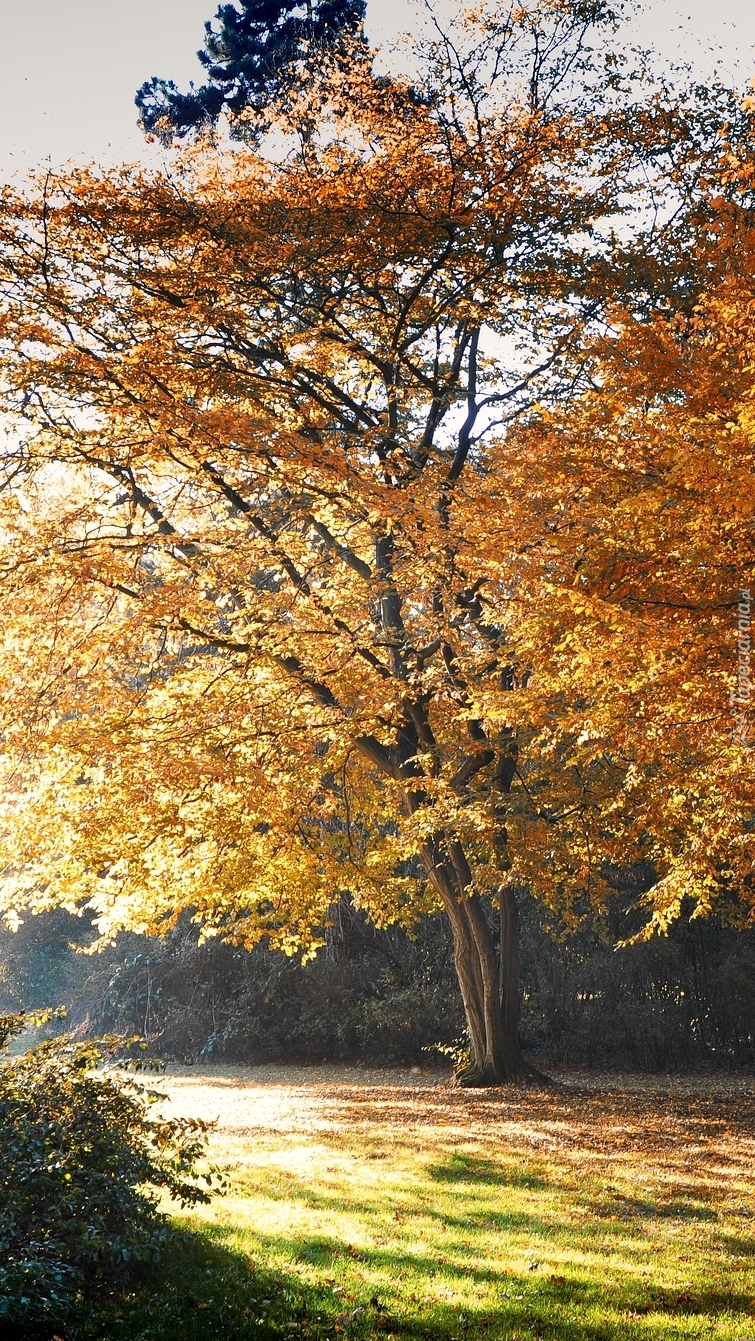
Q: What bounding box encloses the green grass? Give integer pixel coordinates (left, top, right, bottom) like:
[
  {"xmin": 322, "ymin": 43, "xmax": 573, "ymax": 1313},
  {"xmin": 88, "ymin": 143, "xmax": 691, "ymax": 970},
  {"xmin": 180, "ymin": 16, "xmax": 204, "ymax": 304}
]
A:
[{"xmin": 31, "ymin": 1069, "xmax": 755, "ymax": 1341}]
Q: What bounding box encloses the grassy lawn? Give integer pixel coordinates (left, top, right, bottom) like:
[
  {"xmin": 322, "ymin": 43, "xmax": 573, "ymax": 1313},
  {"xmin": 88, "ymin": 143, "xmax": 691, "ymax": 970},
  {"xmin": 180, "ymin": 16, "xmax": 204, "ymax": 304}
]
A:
[{"xmin": 54, "ymin": 1066, "xmax": 755, "ymax": 1341}]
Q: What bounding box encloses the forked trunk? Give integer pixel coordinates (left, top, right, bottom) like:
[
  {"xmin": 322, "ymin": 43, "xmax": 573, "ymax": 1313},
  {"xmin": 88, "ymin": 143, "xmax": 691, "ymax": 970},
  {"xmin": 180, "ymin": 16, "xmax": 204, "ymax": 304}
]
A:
[{"xmin": 422, "ymin": 836, "xmax": 541, "ymax": 1085}]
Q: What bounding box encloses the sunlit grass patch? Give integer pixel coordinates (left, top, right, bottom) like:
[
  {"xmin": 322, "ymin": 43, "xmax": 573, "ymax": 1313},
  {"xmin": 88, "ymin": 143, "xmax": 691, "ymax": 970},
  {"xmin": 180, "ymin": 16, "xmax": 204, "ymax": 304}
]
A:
[{"xmin": 46, "ymin": 1068, "xmax": 755, "ymax": 1340}]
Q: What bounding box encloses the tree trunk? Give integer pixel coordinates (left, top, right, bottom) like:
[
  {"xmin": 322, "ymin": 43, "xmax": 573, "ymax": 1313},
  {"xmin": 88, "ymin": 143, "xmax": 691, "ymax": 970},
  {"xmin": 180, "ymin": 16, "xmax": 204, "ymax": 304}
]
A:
[
  {"xmin": 420, "ymin": 835, "xmax": 540, "ymax": 1085},
  {"xmin": 324, "ymin": 894, "xmax": 351, "ymax": 965},
  {"xmin": 499, "ymin": 884, "xmax": 520, "ymax": 1048}
]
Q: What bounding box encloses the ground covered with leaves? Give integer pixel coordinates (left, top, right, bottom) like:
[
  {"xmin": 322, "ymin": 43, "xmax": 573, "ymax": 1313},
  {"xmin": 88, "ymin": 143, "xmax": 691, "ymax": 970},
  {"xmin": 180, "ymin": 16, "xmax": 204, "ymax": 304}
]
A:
[{"xmin": 38, "ymin": 1066, "xmax": 755, "ymax": 1341}]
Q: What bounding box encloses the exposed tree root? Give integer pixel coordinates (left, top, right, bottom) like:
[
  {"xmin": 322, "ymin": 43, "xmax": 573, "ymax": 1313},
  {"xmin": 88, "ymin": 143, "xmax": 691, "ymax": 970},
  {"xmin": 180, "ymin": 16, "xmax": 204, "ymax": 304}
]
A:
[{"xmin": 452, "ymin": 1058, "xmax": 558, "ymax": 1089}]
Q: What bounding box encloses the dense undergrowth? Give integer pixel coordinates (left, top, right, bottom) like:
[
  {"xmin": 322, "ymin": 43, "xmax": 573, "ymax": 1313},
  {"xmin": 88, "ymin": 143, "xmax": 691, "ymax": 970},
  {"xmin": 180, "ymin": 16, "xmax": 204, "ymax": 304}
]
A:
[{"xmin": 2, "ymin": 890, "xmax": 755, "ymax": 1072}]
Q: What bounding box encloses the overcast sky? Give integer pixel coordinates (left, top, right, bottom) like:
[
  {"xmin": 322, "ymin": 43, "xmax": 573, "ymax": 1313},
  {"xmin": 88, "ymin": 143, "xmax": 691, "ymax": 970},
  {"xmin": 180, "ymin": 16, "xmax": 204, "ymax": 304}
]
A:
[{"xmin": 0, "ymin": 0, "xmax": 753, "ymax": 179}]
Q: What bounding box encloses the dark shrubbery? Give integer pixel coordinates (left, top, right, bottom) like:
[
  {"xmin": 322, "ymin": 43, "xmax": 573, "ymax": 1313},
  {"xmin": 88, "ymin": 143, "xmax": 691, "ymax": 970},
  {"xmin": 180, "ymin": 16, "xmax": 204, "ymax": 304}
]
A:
[
  {"xmin": 518, "ymin": 888, "xmax": 755, "ymax": 1070},
  {"xmin": 1, "ymin": 894, "xmax": 754, "ymax": 1074},
  {"xmin": 0, "ymin": 1012, "xmax": 215, "ymax": 1328},
  {"xmin": 82, "ymin": 900, "xmax": 755, "ymax": 1072},
  {"xmin": 85, "ymin": 907, "xmax": 464, "ymax": 1066}
]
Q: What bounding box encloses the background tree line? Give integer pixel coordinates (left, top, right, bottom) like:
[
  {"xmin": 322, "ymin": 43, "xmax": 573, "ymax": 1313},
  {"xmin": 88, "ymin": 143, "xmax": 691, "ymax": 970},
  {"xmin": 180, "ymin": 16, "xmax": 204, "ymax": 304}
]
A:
[{"xmin": 3, "ymin": 894, "xmax": 754, "ymax": 1072}]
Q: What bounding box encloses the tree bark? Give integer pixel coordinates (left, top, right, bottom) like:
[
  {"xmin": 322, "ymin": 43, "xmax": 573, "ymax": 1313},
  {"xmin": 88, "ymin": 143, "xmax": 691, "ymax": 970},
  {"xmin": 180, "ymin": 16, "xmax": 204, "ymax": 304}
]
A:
[
  {"xmin": 324, "ymin": 894, "xmax": 352, "ymax": 965},
  {"xmin": 499, "ymin": 884, "xmax": 520, "ymax": 1048}
]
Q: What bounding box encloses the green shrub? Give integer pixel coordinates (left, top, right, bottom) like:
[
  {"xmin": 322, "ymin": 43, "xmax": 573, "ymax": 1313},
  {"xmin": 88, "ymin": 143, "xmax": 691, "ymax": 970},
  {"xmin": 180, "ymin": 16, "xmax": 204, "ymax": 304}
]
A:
[{"xmin": 0, "ymin": 1011, "xmax": 217, "ymax": 1327}]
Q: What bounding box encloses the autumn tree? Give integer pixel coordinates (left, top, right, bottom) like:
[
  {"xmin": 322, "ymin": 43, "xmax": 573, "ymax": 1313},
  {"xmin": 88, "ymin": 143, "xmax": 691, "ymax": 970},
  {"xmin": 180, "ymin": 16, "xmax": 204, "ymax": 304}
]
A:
[
  {"xmin": 489, "ymin": 146, "xmax": 755, "ymax": 942},
  {"xmin": 0, "ymin": 2, "xmax": 742, "ymax": 1083}
]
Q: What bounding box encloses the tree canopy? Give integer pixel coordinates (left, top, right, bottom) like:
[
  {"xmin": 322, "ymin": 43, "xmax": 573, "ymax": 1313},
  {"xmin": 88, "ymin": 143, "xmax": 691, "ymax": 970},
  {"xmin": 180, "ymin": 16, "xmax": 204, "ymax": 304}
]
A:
[
  {"xmin": 136, "ymin": 0, "xmax": 367, "ymax": 141},
  {"xmin": 0, "ymin": 0, "xmax": 750, "ymax": 1083},
  {"xmin": 496, "ymin": 171, "xmax": 755, "ymax": 936}
]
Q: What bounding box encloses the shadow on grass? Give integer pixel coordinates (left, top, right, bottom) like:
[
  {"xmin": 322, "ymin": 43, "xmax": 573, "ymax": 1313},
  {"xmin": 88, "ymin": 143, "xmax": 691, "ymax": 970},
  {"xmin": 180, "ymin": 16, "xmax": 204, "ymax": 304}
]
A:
[
  {"xmin": 230, "ymin": 1154, "xmax": 736, "ymax": 1255},
  {"xmin": 15, "ymin": 1229, "xmax": 314, "ymax": 1341},
  {"xmin": 250, "ymin": 1223, "xmax": 755, "ymax": 1323},
  {"xmin": 16, "ymin": 1216, "xmax": 755, "ymax": 1341},
  {"xmin": 429, "ymin": 1153, "xmax": 548, "ymax": 1191}
]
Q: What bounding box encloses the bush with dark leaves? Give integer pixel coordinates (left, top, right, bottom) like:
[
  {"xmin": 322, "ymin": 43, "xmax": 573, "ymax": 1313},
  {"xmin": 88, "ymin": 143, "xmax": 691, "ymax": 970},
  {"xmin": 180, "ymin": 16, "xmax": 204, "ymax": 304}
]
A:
[{"xmin": 0, "ymin": 1011, "xmax": 217, "ymax": 1326}]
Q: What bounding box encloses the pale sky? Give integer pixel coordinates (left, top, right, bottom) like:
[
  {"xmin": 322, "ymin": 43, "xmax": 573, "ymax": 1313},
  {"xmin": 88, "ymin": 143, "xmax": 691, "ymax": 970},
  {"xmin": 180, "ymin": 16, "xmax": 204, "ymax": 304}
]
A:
[{"xmin": 0, "ymin": 0, "xmax": 753, "ymax": 179}]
